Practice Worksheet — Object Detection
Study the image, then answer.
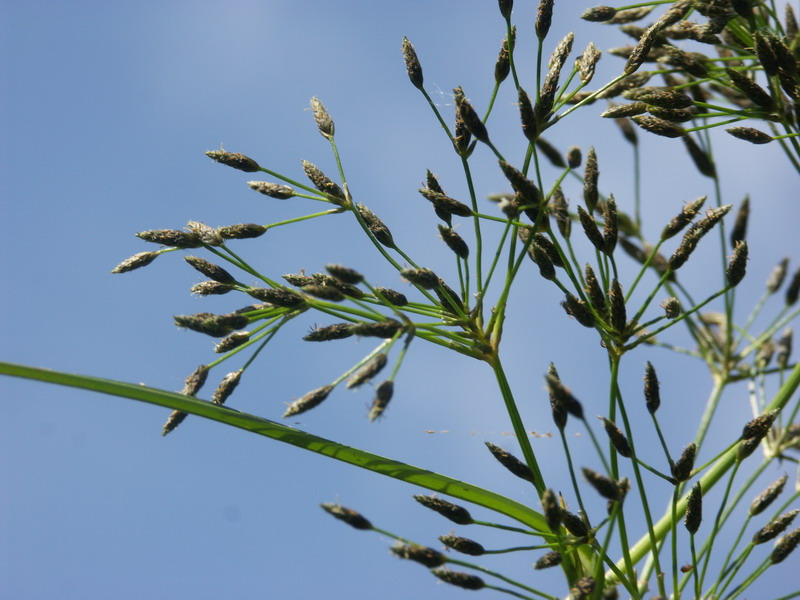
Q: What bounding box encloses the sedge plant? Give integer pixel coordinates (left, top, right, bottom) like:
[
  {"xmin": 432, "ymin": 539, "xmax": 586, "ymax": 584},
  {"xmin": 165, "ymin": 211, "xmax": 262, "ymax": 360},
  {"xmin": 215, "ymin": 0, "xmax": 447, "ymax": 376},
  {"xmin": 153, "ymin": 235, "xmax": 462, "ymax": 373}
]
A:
[{"xmin": 3, "ymin": 1, "xmax": 800, "ymax": 598}]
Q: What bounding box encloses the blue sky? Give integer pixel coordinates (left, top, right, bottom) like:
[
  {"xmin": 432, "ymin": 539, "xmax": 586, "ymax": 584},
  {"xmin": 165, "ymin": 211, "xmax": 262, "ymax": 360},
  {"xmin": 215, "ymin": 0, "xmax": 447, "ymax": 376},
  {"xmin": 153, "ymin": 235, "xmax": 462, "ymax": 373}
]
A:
[{"xmin": 2, "ymin": 1, "xmax": 798, "ymax": 599}]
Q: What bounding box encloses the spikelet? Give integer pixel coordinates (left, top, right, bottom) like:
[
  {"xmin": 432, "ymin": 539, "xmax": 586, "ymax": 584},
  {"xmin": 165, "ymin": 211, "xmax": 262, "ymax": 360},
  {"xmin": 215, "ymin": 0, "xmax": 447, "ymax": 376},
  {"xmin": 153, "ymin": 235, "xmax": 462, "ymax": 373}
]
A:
[
  {"xmin": 211, "ymin": 370, "xmax": 242, "ymax": 405},
  {"xmin": 753, "ymin": 509, "xmax": 799, "ymax": 544},
  {"xmin": 401, "ymin": 37, "xmax": 423, "ymax": 90},
  {"xmin": 726, "ymin": 241, "xmax": 748, "ymax": 287},
  {"xmin": 247, "ymin": 287, "xmax": 305, "ymax": 307},
  {"xmin": 205, "ymin": 150, "xmax": 260, "ymax": 172},
  {"xmin": 562, "ymin": 293, "xmax": 595, "ymax": 328},
  {"xmin": 347, "ymin": 353, "xmax": 388, "ymax": 389},
  {"xmin": 303, "ymin": 323, "xmax": 354, "ymax": 342},
  {"xmin": 535, "ymin": 0, "xmax": 554, "ymax": 40},
  {"xmin": 661, "ymin": 297, "xmax": 681, "ymax": 319},
  {"xmin": 187, "ymin": 222, "xmax": 222, "ymax": 247},
  {"xmin": 562, "ymin": 510, "xmax": 589, "ymax": 537},
  {"xmin": 582, "ymin": 468, "xmax": 621, "ymax": 501},
  {"xmin": 541, "ymin": 488, "xmax": 562, "ymax": 532},
  {"xmin": 369, "ymin": 380, "xmax": 394, "ymax": 422},
  {"xmin": 439, "ymin": 535, "xmax": 485, "ymax": 556},
  {"xmin": 771, "ymin": 528, "xmax": 800, "ymax": 564},
  {"xmin": 283, "ymin": 385, "xmax": 335, "ymax": 417},
  {"xmin": 671, "ymin": 442, "xmax": 697, "ymax": 482},
  {"xmin": 248, "ymin": 181, "xmax": 294, "ymax": 199},
  {"xmin": 136, "ymin": 229, "xmax": 201, "ymax": 248},
  {"xmin": 455, "ymin": 91, "xmax": 489, "ymax": 144},
  {"xmin": 413, "ymin": 494, "xmax": 473, "ymax": 525},
  {"xmin": 644, "ymin": 362, "xmax": 660, "ymax": 414},
  {"xmin": 309, "ymin": 96, "xmax": 334, "ymax": 139},
  {"xmin": 391, "ymin": 543, "xmax": 446, "ymax": 568},
  {"xmin": 583, "ymin": 147, "xmax": 599, "ymax": 213},
  {"xmin": 485, "ymin": 442, "xmax": 535, "ymax": 483},
  {"xmin": 215, "ymin": 331, "xmax": 250, "ymax": 353},
  {"xmin": 750, "ymin": 475, "xmax": 788, "ymax": 516},
  {"xmin": 302, "ymin": 160, "xmax": 346, "ymax": 203},
  {"xmin": 373, "ymin": 287, "xmax": 408, "ymax": 306},
  {"xmin": 577, "ymin": 42, "xmax": 602, "ymax": 84},
  {"xmin": 356, "ymin": 204, "xmax": 395, "ymax": 248},
  {"xmin": 632, "ymin": 115, "xmax": 686, "ymax": 138},
  {"xmin": 218, "ymin": 223, "xmax": 267, "ymax": 239},
  {"xmin": 726, "ymin": 127, "xmax": 774, "ymax": 145},
  {"xmin": 534, "ymin": 551, "xmax": 563, "ymax": 569},
  {"xmin": 581, "ymin": 6, "xmax": 617, "ymax": 22},
  {"xmin": 432, "ymin": 569, "xmax": 485, "ymax": 591},
  {"xmin": 495, "ymin": 31, "xmax": 513, "ymax": 83},
  {"xmin": 320, "ymin": 503, "xmax": 372, "ymax": 530},
  {"xmin": 112, "ymin": 251, "xmax": 159, "ymax": 273},
  {"xmin": 350, "ymin": 319, "xmax": 404, "ymax": 338},
  {"xmin": 685, "ymin": 482, "xmax": 703, "ymax": 534}
]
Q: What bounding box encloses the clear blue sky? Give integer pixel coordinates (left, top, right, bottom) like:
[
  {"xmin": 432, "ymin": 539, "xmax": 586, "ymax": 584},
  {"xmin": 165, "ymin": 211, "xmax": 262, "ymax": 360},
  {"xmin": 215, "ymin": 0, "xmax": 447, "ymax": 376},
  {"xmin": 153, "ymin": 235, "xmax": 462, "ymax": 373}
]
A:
[{"xmin": 1, "ymin": 2, "xmax": 797, "ymax": 599}]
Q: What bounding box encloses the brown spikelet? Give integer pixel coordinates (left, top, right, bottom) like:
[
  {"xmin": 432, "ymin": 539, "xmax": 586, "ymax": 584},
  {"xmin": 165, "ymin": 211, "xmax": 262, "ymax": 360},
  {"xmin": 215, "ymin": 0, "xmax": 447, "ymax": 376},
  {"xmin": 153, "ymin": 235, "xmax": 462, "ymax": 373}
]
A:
[
  {"xmin": 566, "ymin": 146, "xmax": 582, "ymax": 168},
  {"xmin": 391, "ymin": 543, "xmax": 446, "ymax": 568},
  {"xmin": 582, "ymin": 468, "xmax": 621, "ymax": 501},
  {"xmin": 570, "ymin": 577, "xmax": 596, "ymax": 600},
  {"xmin": 211, "ymin": 370, "xmax": 242, "ymax": 405},
  {"xmin": 536, "ymin": 137, "xmax": 566, "ymax": 168},
  {"xmin": 350, "ymin": 319, "xmax": 404, "ymax": 339},
  {"xmin": 369, "ymin": 380, "xmax": 394, "ymax": 422},
  {"xmin": 356, "ymin": 204, "xmax": 395, "ymax": 248},
  {"xmin": 413, "ymin": 495, "xmax": 473, "ymax": 525},
  {"xmin": 644, "ymin": 362, "xmax": 660, "ymax": 414},
  {"xmin": 535, "ymin": 0, "xmax": 554, "ymax": 40},
  {"xmin": 602, "ymin": 103, "xmax": 648, "ymax": 118},
  {"xmin": 668, "ymin": 205, "xmax": 732, "ymax": 270},
  {"xmin": 498, "ymin": 0, "xmax": 513, "ymax": 19},
  {"xmin": 374, "ymin": 287, "xmax": 408, "ymax": 306},
  {"xmin": 682, "ymin": 136, "xmax": 716, "ymax": 178},
  {"xmin": 562, "ymin": 510, "xmax": 589, "ymax": 537},
  {"xmin": 584, "ymin": 265, "xmax": 606, "ymax": 314},
  {"xmin": 400, "ymin": 268, "xmax": 439, "ymax": 289},
  {"xmin": 685, "ymin": 482, "xmax": 702, "ymax": 534},
  {"xmin": 283, "ymin": 385, "xmax": 335, "ymax": 417},
  {"xmin": 248, "ymin": 181, "xmax": 295, "ymax": 199},
  {"xmin": 671, "ymin": 442, "xmax": 697, "ymax": 482},
  {"xmin": 578, "ymin": 42, "xmax": 602, "ymax": 84},
  {"xmin": 247, "ymin": 287, "xmax": 305, "ymax": 307},
  {"xmin": 402, "ymin": 37, "xmax": 423, "ymax": 90},
  {"xmin": 455, "ymin": 91, "xmax": 489, "ymax": 144},
  {"xmin": 546, "ymin": 368, "xmax": 584, "ymax": 420},
  {"xmin": 347, "ymin": 353, "xmax": 388, "ymax": 389},
  {"xmin": 753, "ymin": 31, "xmax": 779, "ymax": 77},
  {"xmin": 726, "ymin": 241, "xmax": 748, "ymax": 287},
  {"xmin": 320, "ymin": 503, "xmax": 372, "ymax": 530},
  {"xmin": 726, "ymin": 126, "xmax": 774, "ymax": 145},
  {"xmin": 551, "ymin": 187, "xmax": 571, "ymax": 238},
  {"xmin": 741, "ymin": 410, "xmax": 778, "ymax": 441},
  {"xmin": 218, "ymin": 223, "xmax": 268, "ymax": 239},
  {"xmin": 776, "ymin": 327, "xmax": 793, "ymax": 369},
  {"xmin": 603, "ymin": 195, "xmax": 618, "ymax": 254},
  {"xmin": 301, "ymin": 284, "xmax": 345, "ymax": 302},
  {"xmin": 302, "ymin": 160, "xmax": 346, "ymax": 203},
  {"xmin": 112, "ymin": 251, "xmax": 159, "ymax": 274},
  {"xmin": 214, "ymin": 331, "xmax": 250, "ymax": 353},
  {"xmin": 583, "ymin": 147, "xmax": 599, "ymax": 213},
  {"xmin": 726, "ymin": 68, "xmax": 774, "ymax": 109},
  {"xmin": 186, "ymin": 220, "xmax": 222, "ymax": 246},
  {"xmin": 581, "ymin": 6, "xmax": 617, "ymax": 22},
  {"xmin": 578, "ymin": 206, "xmax": 605, "ymax": 251},
  {"xmin": 438, "ymin": 225, "xmax": 469, "ymax": 259},
  {"xmin": 325, "ymin": 264, "xmax": 363, "ymax": 285},
  {"xmin": 534, "ymin": 551, "xmax": 562, "ymax": 569},
  {"xmin": 603, "ymin": 417, "xmax": 633, "ymax": 458},
  {"xmin": 540, "ymin": 488, "xmax": 562, "ymax": 532},
  {"xmin": 625, "ymin": 24, "xmax": 663, "ymax": 75},
  {"xmin": 309, "ymin": 96, "xmax": 334, "ymax": 139},
  {"xmin": 136, "ymin": 229, "xmax": 201, "ymax": 248},
  {"xmin": 432, "ymin": 568, "xmax": 485, "ymax": 590},
  {"xmin": 661, "ymin": 297, "xmax": 681, "ymax": 319},
  {"xmin": 485, "ymin": 442, "xmax": 535, "ymax": 483},
  {"xmin": 661, "ymin": 196, "xmax": 706, "ymax": 240},
  {"xmin": 786, "ymin": 266, "xmax": 800, "ymax": 305},
  {"xmin": 205, "ymin": 150, "xmax": 260, "ymax": 172},
  {"xmin": 750, "ymin": 475, "xmax": 788, "ymax": 516},
  {"xmin": 184, "ymin": 256, "xmax": 236, "ymax": 285},
  {"xmin": 632, "ymin": 115, "xmax": 686, "ymax": 138},
  {"xmin": 418, "ymin": 188, "xmax": 473, "ymax": 217},
  {"xmin": 518, "ymin": 88, "xmax": 538, "ymax": 143},
  {"xmin": 562, "ymin": 293, "xmax": 595, "ymax": 328},
  {"xmin": 753, "ymin": 509, "xmax": 799, "ymax": 544},
  {"xmin": 303, "ymin": 323, "xmax": 354, "ymax": 342},
  {"xmin": 766, "ymin": 258, "xmax": 789, "ymax": 294},
  {"xmin": 174, "ymin": 313, "xmax": 250, "ymax": 337},
  {"xmin": 439, "ymin": 535, "xmax": 485, "ymax": 556},
  {"xmin": 190, "ymin": 281, "xmax": 234, "ymax": 296},
  {"xmin": 771, "ymin": 528, "xmax": 800, "ymax": 564},
  {"xmin": 608, "ymin": 279, "xmax": 627, "ymax": 334},
  {"xmin": 495, "ymin": 31, "xmax": 513, "ymax": 83}
]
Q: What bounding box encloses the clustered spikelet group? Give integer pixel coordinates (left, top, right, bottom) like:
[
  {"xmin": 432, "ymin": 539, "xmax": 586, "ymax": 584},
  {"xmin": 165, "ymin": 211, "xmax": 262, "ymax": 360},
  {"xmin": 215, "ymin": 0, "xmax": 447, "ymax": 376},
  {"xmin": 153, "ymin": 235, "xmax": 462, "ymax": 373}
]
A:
[{"xmin": 107, "ymin": 1, "xmax": 800, "ymax": 598}]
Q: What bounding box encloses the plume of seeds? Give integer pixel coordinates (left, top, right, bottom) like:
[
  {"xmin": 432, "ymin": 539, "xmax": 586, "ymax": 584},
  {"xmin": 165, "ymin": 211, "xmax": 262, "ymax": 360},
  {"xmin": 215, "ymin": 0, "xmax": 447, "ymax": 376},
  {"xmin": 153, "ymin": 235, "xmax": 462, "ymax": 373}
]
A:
[
  {"xmin": 413, "ymin": 495, "xmax": 473, "ymax": 525},
  {"xmin": 373, "ymin": 287, "xmax": 407, "ymax": 306},
  {"xmin": 219, "ymin": 223, "xmax": 267, "ymax": 239},
  {"xmin": 726, "ymin": 127, "xmax": 774, "ymax": 145},
  {"xmin": 671, "ymin": 442, "xmax": 698, "ymax": 482},
  {"xmin": 215, "ymin": 331, "xmax": 250, "ymax": 353},
  {"xmin": 541, "ymin": 488, "xmax": 562, "ymax": 532},
  {"xmin": 248, "ymin": 181, "xmax": 295, "ymax": 199},
  {"xmin": 750, "ymin": 475, "xmax": 788, "ymax": 516},
  {"xmin": 771, "ymin": 528, "xmax": 800, "ymax": 564},
  {"xmin": 184, "ymin": 256, "xmax": 236, "ymax": 285},
  {"xmin": 685, "ymin": 482, "xmax": 703, "ymax": 534},
  {"xmin": 753, "ymin": 510, "xmax": 800, "ymax": 544},
  {"xmin": 682, "ymin": 136, "xmax": 716, "ymax": 178},
  {"xmin": 562, "ymin": 293, "xmax": 595, "ymax": 328},
  {"xmin": 136, "ymin": 229, "xmax": 201, "ymax": 248},
  {"xmin": 112, "ymin": 251, "xmax": 159, "ymax": 274},
  {"xmin": 283, "ymin": 385, "xmax": 335, "ymax": 417},
  {"xmin": 668, "ymin": 205, "xmax": 733, "ymax": 270},
  {"xmin": 346, "ymin": 353, "xmax": 388, "ymax": 389},
  {"xmin": 582, "ymin": 468, "xmax": 621, "ymax": 501},
  {"xmin": 439, "ymin": 535, "xmax": 485, "ymax": 556},
  {"xmin": 391, "ymin": 543, "xmax": 446, "ymax": 568},
  {"xmin": 356, "ymin": 204, "xmax": 395, "ymax": 248},
  {"xmin": 535, "ymin": 0, "xmax": 554, "ymax": 40},
  {"xmin": 455, "ymin": 90, "xmax": 489, "ymax": 145},
  {"xmin": 495, "ymin": 30, "xmax": 513, "ymax": 83},
  {"xmin": 320, "ymin": 503, "xmax": 372, "ymax": 530},
  {"xmin": 205, "ymin": 149, "xmax": 260, "ymax": 172},
  {"xmin": 583, "ymin": 147, "xmax": 599, "ymax": 213},
  {"xmin": 661, "ymin": 196, "xmax": 706, "ymax": 240},
  {"xmin": 485, "ymin": 442, "xmax": 535, "ymax": 483},
  {"xmin": 602, "ymin": 417, "xmax": 632, "ymax": 458},
  {"xmin": 350, "ymin": 319, "xmax": 404, "ymax": 338},
  {"xmin": 631, "ymin": 115, "xmax": 686, "ymax": 138},
  {"xmin": 212, "ymin": 370, "xmax": 242, "ymax": 405},
  {"xmin": 534, "ymin": 551, "xmax": 562, "ymax": 570},
  {"xmin": 644, "ymin": 362, "xmax": 660, "ymax": 414},
  {"xmin": 162, "ymin": 365, "xmax": 209, "ymax": 436},
  {"xmin": 581, "ymin": 6, "xmax": 617, "ymax": 22},
  {"xmin": 309, "ymin": 96, "xmax": 334, "ymax": 139},
  {"xmin": 577, "ymin": 42, "xmax": 602, "ymax": 84},
  {"xmin": 369, "ymin": 380, "xmax": 393, "ymax": 422},
  {"xmin": 302, "ymin": 160, "xmax": 346, "ymax": 204},
  {"xmin": 726, "ymin": 241, "xmax": 748, "ymax": 287},
  {"xmin": 401, "ymin": 37, "xmax": 423, "ymax": 90},
  {"xmin": 432, "ymin": 568, "xmax": 485, "ymax": 591}
]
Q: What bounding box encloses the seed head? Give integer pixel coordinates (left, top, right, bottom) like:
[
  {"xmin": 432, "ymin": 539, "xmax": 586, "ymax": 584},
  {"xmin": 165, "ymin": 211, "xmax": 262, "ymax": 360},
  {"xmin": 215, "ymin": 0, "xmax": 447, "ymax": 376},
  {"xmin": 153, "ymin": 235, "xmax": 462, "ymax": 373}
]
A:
[
  {"xmin": 602, "ymin": 417, "xmax": 632, "ymax": 458},
  {"xmin": 726, "ymin": 241, "xmax": 748, "ymax": 287},
  {"xmin": 324, "ymin": 264, "xmax": 363, "ymax": 285},
  {"xmin": 753, "ymin": 31, "xmax": 779, "ymax": 77},
  {"xmin": 432, "ymin": 568, "xmax": 485, "ymax": 591},
  {"xmin": 499, "ymin": 160, "xmax": 542, "ymax": 217},
  {"xmin": 771, "ymin": 527, "xmax": 800, "ymax": 564},
  {"xmin": 302, "ymin": 160, "xmax": 346, "ymax": 204},
  {"xmin": 418, "ymin": 188, "xmax": 473, "ymax": 217},
  {"xmin": 283, "ymin": 385, "xmax": 335, "ymax": 417},
  {"xmin": 682, "ymin": 136, "xmax": 716, "ymax": 178},
  {"xmin": 726, "ymin": 127, "xmax": 774, "ymax": 145},
  {"xmin": 214, "ymin": 331, "xmax": 250, "ymax": 353},
  {"xmin": 303, "ymin": 323, "xmax": 354, "ymax": 342},
  {"xmin": 347, "ymin": 354, "xmax": 388, "ymax": 389},
  {"xmin": 535, "ymin": 0, "xmax": 554, "ymax": 40},
  {"xmin": 190, "ymin": 281, "xmax": 234, "ymax": 296},
  {"xmin": 786, "ymin": 266, "xmax": 800, "ymax": 305},
  {"xmin": 603, "ymin": 195, "xmax": 618, "ymax": 254},
  {"xmin": 581, "ymin": 6, "xmax": 617, "ymax": 22},
  {"xmin": 369, "ymin": 380, "xmax": 394, "ymax": 422},
  {"xmin": 661, "ymin": 297, "xmax": 681, "ymax": 319},
  {"xmin": 776, "ymin": 327, "xmax": 793, "ymax": 369},
  {"xmin": 583, "ymin": 147, "xmax": 599, "ymax": 213},
  {"xmin": 350, "ymin": 319, "xmax": 404, "ymax": 339},
  {"xmin": 174, "ymin": 313, "xmax": 249, "ymax": 337},
  {"xmin": 309, "ymin": 96, "xmax": 334, "ymax": 139},
  {"xmin": 391, "ymin": 543, "xmax": 446, "ymax": 568},
  {"xmin": 218, "ymin": 223, "xmax": 267, "ymax": 239},
  {"xmin": 753, "ymin": 509, "xmax": 799, "ymax": 544},
  {"xmin": 184, "ymin": 256, "xmax": 236, "ymax": 285},
  {"xmin": 356, "ymin": 204, "xmax": 395, "ymax": 248},
  {"xmin": 608, "ymin": 279, "xmax": 627, "ymax": 334},
  {"xmin": 205, "ymin": 150, "xmax": 260, "ymax": 172},
  {"xmin": 669, "ymin": 205, "xmax": 732, "ymax": 270},
  {"xmin": 566, "ymin": 146, "xmax": 582, "ymax": 168},
  {"xmin": 534, "ymin": 551, "xmax": 562, "ymax": 569},
  {"xmin": 582, "ymin": 468, "xmax": 621, "ymax": 501},
  {"xmin": 625, "ymin": 24, "xmax": 663, "ymax": 75},
  {"xmin": 439, "ymin": 535, "xmax": 485, "ymax": 556},
  {"xmin": 578, "ymin": 206, "xmax": 605, "ymax": 252},
  {"xmin": 136, "ymin": 229, "xmax": 201, "ymax": 248},
  {"xmin": 570, "ymin": 576, "xmax": 596, "ymax": 600},
  {"xmin": 602, "ymin": 103, "xmax": 648, "ymax": 118},
  {"xmin": 562, "ymin": 510, "xmax": 589, "ymax": 537},
  {"xmin": 685, "ymin": 482, "xmax": 703, "ymax": 534},
  {"xmin": 536, "ymin": 136, "xmax": 566, "ymax": 168},
  {"xmin": 413, "ymin": 494, "xmax": 473, "ymax": 525},
  {"xmin": 455, "ymin": 91, "xmax": 490, "ymax": 144},
  {"xmin": 301, "ymin": 284, "xmax": 345, "ymax": 302},
  {"xmin": 485, "ymin": 442, "xmax": 535, "ymax": 483},
  {"xmin": 562, "ymin": 293, "xmax": 595, "ymax": 328},
  {"xmin": 750, "ymin": 475, "xmax": 788, "ymax": 516},
  {"xmin": 320, "ymin": 503, "xmax": 372, "ymax": 530},
  {"xmin": 644, "ymin": 362, "xmax": 660, "ymax": 414},
  {"xmin": 629, "ymin": 88, "xmax": 694, "ymax": 109},
  {"xmin": 112, "ymin": 251, "xmax": 159, "ymax": 274},
  {"xmin": 661, "ymin": 196, "xmax": 706, "ymax": 240},
  {"xmin": 438, "ymin": 225, "xmax": 469, "ymax": 260},
  {"xmin": 498, "ymin": 0, "xmax": 513, "ymax": 19},
  {"xmin": 452, "ymin": 87, "xmax": 472, "ymax": 154},
  {"xmin": 495, "ymin": 31, "xmax": 513, "ymax": 83},
  {"xmin": 726, "ymin": 68, "xmax": 774, "ymax": 109},
  {"xmin": 583, "ymin": 265, "xmax": 606, "ymax": 315},
  {"xmin": 212, "ymin": 370, "xmax": 242, "ymax": 405},
  {"xmin": 401, "ymin": 37, "xmax": 423, "ymax": 90},
  {"xmin": 400, "ymin": 268, "xmax": 439, "ymax": 289},
  {"xmin": 577, "ymin": 42, "xmax": 602, "ymax": 84},
  {"xmin": 247, "ymin": 287, "xmax": 305, "ymax": 308},
  {"xmin": 671, "ymin": 442, "xmax": 697, "ymax": 482},
  {"xmin": 741, "ymin": 410, "xmax": 778, "ymax": 441},
  {"xmin": 632, "ymin": 115, "xmax": 686, "ymax": 138},
  {"xmin": 541, "ymin": 488, "xmax": 562, "ymax": 532},
  {"xmin": 247, "ymin": 181, "xmax": 294, "ymax": 199},
  {"xmin": 551, "ymin": 187, "xmax": 571, "ymax": 238},
  {"xmin": 162, "ymin": 410, "xmax": 188, "ymax": 436},
  {"xmin": 373, "ymin": 287, "xmax": 407, "ymax": 306}
]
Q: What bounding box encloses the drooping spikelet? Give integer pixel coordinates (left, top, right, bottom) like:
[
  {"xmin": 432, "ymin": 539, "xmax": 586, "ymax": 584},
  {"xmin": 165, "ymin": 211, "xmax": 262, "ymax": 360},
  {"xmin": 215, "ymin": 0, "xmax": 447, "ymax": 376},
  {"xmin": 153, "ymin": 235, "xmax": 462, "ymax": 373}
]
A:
[
  {"xmin": 602, "ymin": 417, "xmax": 632, "ymax": 458},
  {"xmin": 205, "ymin": 150, "xmax": 260, "ymax": 172},
  {"xmin": 211, "ymin": 370, "xmax": 242, "ymax": 405},
  {"xmin": 369, "ymin": 380, "xmax": 394, "ymax": 422},
  {"xmin": 485, "ymin": 442, "xmax": 535, "ymax": 483},
  {"xmin": 112, "ymin": 251, "xmax": 159, "ymax": 273},
  {"xmin": 391, "ymin": 544, "xmax": 446, "ymax": 568},
  {"xmin": 413, "ymin": 494, "xmax": 473, "ymax": 525},
  {"xmin": 283, "ymin": 385, "xmax": 335, "ymax": 417},
  {"xmin": 320, "ymin": 503, "xmax": 372, "ymax": 530},
  {"xmin": 749, "ymin": 475, "xmax": 788, "ymax": 516},
  {"xmin": 431, "ymin": 568, "xmax": 485, "ymax": 591},
  {"xmin": 439, "ymin": 535, "xmax": 485, "ymax": 556},
  {"xmin": 248, "ymin": 181, "xmax": 295, "ymax": 199}
]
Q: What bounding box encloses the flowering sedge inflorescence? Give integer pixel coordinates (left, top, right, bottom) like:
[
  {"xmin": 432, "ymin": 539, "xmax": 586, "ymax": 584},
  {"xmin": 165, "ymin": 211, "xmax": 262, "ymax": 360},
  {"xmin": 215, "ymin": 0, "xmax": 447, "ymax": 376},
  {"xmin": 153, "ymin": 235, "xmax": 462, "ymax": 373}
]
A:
[{"xmin": 108, "ymin": 1, "xmax": 800, "ymax": 598}]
